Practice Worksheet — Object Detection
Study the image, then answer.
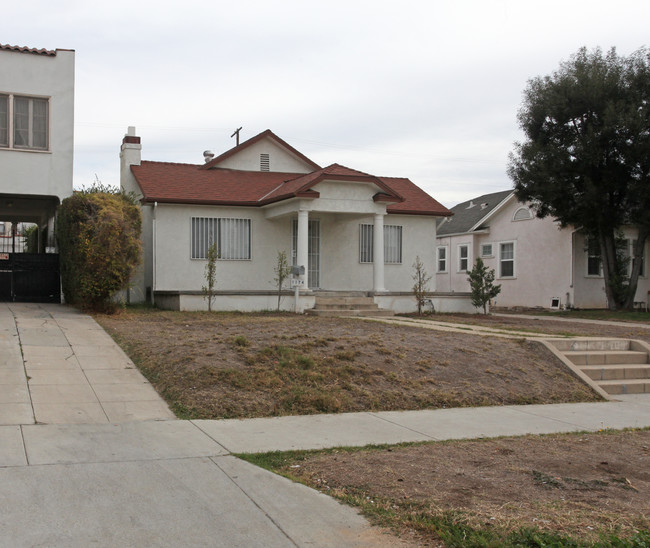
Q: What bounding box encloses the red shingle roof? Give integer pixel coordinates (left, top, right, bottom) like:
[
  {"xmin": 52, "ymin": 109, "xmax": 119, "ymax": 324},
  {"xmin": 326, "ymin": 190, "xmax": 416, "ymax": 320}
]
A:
[
  {"xmin": 131, "ymin": 161, "xmax": 452, "ymax": 217},
  {"xmin": 380, "ymin": 176, "xmax": 452, "ymax": 216},
  {"xmin": 0, "ymin": 44, "xmax": 57, "ymax": 56},
  {"xmin": 131, "ymin": 162, "xmax": 299, "ymax": 206}
]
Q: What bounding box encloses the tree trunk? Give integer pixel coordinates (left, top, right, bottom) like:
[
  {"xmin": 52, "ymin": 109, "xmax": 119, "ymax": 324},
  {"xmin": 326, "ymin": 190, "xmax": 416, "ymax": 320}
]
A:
[
  {"xmin": 623, "ymin": 227, "xmax": 649, "ymax": 310},
  {"xmin": 599, "ymin": 231, "xmax": 618, "ymax": 310}
]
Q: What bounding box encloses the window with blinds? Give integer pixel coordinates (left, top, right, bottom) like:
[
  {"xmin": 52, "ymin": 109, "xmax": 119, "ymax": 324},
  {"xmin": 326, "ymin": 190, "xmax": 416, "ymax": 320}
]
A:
[
  {"xmin": 191, "ymin": 217, "xmax": 251, "ymax": 260},
  {"xmin": 359, "ymin": 224, "xmax": 402, "ymax": 264}
]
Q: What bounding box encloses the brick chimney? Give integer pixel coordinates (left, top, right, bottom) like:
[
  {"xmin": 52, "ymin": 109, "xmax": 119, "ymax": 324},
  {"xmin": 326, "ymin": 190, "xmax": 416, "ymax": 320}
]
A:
[{"xmin": 120, "ymin": 126, "xmax": 142, "ymax": 195}]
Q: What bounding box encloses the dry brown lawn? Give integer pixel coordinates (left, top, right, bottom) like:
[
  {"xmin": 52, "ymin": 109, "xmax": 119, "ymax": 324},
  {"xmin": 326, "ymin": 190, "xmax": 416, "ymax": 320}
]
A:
[
  {"xmin": 250, "ymin": 429, "xmax": 650, "ymax": 546},
  {"xmin": 96, "ymin": 309, "xmax": 600, "ymax": 419}
]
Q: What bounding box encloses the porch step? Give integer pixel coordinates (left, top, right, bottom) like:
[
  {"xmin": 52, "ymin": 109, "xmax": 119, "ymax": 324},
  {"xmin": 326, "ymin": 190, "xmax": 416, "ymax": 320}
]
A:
[
  {"xmin": 564, "ymin": 350, "xmax": 648, "ymax": 366},
  {"xmin": 598, "ymin": 379, "xmax": 650, "ymax": 395},
  {"xmin": 544, "ymin": 338, "xmax": 650, "ymax": 396},
  {"xmin": 581, "ymin": 364, "xmax": 650, "ymax": 381},
  {"xmin": 306, "ymin": 295, "xmax": 394, "ymax": 317}
]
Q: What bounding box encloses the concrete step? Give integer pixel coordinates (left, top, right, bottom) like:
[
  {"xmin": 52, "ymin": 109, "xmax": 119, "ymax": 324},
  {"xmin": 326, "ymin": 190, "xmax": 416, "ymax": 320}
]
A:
[
  {"xmin": 564, "ymin": 350, "xmax": 648, "ymax": 366},
  {"xmin": 581, "ymin": 364, "xmax": 650, "ymax": 381},
  {"xmin": 305, "ymin": 308, "xmax": 394, "ymax": 317},
  {"xmin": 598, "ymin": 379, "xmax": 650, "ymax": 395},
  {"xmin": 542, "ymin": 337, "xmax": 650, "ymax": 399},
  {"xmin": 308, "ymin": 294, "xmax": 393, "ymax": 317},
  {"xmin": 313, "ymin": 303, "xmax": 380, "ymax": 311},
  {"xmin": 314, "ymin": 297, "xmax": 377, "ymax": 307},
  {"xmin": 312, "ymin": 291, "xmax": 368, "ymax": 297},
  {"xmin": 550, "ymin": 339, "xmax": 631, "ymax": 352}
]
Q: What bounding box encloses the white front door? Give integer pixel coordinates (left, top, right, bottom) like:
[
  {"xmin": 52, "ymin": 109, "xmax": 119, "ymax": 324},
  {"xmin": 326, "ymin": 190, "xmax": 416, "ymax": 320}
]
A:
[{"xmin": 292, "ymin": 219, "xmax": 320, "ymax": 289}]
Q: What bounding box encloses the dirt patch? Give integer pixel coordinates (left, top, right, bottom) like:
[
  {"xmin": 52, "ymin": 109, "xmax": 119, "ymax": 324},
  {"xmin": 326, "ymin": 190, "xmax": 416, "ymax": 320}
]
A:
[
  {"xmin": 262, "ymin": 430, "xmax": 650, "ymax": 546},
  {"xmin": 96, "ymin": 309, "xmax": 600, "ymax": 419}
]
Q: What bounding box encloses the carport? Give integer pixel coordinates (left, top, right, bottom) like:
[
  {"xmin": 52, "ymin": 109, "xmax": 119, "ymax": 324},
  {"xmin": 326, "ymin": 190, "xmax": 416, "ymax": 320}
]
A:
[{"xmin": 0, "ymin": 193, "xmax": 61, "ymax": 302}]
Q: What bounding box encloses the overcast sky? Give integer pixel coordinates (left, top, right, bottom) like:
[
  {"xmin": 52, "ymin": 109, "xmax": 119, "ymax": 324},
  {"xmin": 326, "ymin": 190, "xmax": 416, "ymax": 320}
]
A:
[{"xmin": 4, "ymin": 0, "xmax": 649, "ymax": 207}]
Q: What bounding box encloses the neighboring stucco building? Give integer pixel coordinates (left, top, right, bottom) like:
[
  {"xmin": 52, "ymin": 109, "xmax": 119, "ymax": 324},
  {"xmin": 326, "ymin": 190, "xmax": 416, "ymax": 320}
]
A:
[
  {"xmin": 120, "ymin": 128, "xmax": 458, "ymax": 312},
  {"xmin": 0, "ymin": 44, "xmax": 75, "ymax": 302},
  {"xmin": 436, "ymin": 190, "xmax": 650, "ymax": 310}
]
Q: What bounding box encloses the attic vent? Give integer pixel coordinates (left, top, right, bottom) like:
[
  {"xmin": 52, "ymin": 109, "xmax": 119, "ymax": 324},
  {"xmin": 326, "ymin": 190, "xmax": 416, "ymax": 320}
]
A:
[
  {"xmin": 480, "ymin": 202, "xmax": 488, "ymax": 210},
  {"xmin": 513, "ymin": 207, "xmax": 533, "ymax": 221},
  {"xmin": 260, "ymin": 153, "xmax": 270, "ymax": 172}
]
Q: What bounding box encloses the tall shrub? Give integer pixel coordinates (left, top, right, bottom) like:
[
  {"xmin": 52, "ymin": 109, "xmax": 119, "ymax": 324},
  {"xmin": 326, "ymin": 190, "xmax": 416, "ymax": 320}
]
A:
[{"xmin": 57, "ymin": 189, "xmax": 141, "ymax": 312}]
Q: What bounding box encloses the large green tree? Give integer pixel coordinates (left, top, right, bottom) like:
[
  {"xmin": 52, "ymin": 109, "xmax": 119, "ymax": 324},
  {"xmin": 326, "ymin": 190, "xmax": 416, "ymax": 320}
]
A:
[{"xmin": 508, "ymin": 47, "xmax": 650, "ymax": 310}]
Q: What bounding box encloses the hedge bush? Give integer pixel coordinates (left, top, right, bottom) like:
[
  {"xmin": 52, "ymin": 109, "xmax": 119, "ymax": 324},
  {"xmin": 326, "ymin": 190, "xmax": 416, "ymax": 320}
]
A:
[{"xmin": 57, "ymin": 189, "xmax": 141, "ymax": 312}]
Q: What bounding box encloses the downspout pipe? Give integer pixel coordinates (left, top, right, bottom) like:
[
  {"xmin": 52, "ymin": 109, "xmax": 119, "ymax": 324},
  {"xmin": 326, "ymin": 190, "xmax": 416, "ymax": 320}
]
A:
[{"xmin": 152, "ymin": 201, "xmax": 157, "ymax": 306}]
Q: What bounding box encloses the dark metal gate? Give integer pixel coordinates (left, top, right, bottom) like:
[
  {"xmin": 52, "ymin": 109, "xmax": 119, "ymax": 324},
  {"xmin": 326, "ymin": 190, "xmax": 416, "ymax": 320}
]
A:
[{"xmin": 0, "ymin": 253, "xmax": 60, "ymax": 303}]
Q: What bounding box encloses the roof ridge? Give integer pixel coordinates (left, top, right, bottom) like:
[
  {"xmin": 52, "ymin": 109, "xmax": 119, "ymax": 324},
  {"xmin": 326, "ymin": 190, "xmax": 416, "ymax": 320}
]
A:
[
  {"xmin": 141, "ymin": 160, "xmax": 202, "ymax": 167},
  {"xmin": 324, "ymin": 163, "xmax": 375, "ymax": 177},
  {"xmin": 0, "ymin": 44, "xmax": 57, "ymax": 56}
]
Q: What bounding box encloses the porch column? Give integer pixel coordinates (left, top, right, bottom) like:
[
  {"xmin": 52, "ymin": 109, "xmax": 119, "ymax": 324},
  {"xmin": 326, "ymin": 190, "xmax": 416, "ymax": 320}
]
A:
[
  {"xmin": 297, "ymin": 209, "xmax": 309, "ymax": 289},
  {"xmin": 373, "ymin": 213, "xmax": 386, "ymax": 292}
]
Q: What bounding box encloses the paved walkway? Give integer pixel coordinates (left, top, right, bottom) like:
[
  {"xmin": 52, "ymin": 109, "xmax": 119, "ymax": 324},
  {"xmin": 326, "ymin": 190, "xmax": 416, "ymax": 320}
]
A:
[
  {"xmin": 1, "ymin": 303, "xmax": 650, "ymax": 547},
  {"xmin": 0, "ymin": 302, "xmax": 174, "ymax": 425}
]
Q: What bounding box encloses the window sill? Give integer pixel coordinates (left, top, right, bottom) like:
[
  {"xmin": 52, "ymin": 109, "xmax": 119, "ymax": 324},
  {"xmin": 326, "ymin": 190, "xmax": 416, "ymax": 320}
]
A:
[{"xmin": 0, "ymin": 147, "xmax": 51, "ymax": 154}]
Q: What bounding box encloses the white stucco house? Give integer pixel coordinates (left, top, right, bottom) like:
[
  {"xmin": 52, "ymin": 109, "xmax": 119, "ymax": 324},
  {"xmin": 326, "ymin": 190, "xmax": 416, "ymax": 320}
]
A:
[
  {"xmin": 436, "ymin": 190, "xmax": 650, "ymax": 310},
  {"xmin": 120, "ymin": 127, "xmax": 464, "ymax": 313},
  {"xmin": 0, "ymin": 44, "xmax": 75, "ymax": 302}
]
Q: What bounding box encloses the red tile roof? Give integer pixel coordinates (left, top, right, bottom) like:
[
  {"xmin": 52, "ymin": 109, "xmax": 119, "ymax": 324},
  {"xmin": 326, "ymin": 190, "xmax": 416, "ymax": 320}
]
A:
[
  {"xmin": 380, "ymin": 176, "xmax": 452, "ymax": 216},
  {"xmin": 131, "ymin": 162, "xmax": 299, "ymax": 206},
  {"xmin": 131, "ymin": 161, "xmax": 452, "ymax": 216},
  {"xmin": 201, "ymin": 129, "xmax": 321, "ymax": 171},
  {"xmin": 0, "ymin": 44, "xmax": 57, "ymax": 56}
]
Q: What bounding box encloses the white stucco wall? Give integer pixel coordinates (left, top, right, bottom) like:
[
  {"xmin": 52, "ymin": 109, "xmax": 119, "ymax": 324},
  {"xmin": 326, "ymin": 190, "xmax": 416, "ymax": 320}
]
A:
[
  {"xmin": 0, "ymin": 49, "xmax": 75, "ymax": 201},
  {"xmin": 148, "ymin": 204, "xmax": 437, "ymax": 296},
  {"xmin": 437, "ymin": 198, "xmax": 572, "ymax": 309},
  {"xmin": 215, "ymin": 138, "xmax": 313, "ymax": 173},
  {"xmin": 573, "ymin": 230, "xmax": 650, "ymax": 308},
  {"xmin": 437, "ymin": 199, "xmax": 650, "ymax": 310}
]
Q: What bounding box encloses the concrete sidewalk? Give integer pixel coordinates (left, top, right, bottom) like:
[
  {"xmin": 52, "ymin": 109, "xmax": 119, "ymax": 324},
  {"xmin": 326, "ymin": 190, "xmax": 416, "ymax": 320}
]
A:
[{"xmin": 1, "ymin": 399, "xmax": 649, "ymax": 546}]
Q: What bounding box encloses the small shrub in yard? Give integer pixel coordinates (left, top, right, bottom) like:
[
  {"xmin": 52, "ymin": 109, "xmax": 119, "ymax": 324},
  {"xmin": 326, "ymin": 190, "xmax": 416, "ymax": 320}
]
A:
[
  {"xmin": 233, "ymin": 335, "xmax": 250, "ymax": 347},
  {"xmin": 202, "ymin": 242, "xmax": 219, "ymax": 312},
  {"xmin": 57, "ymin": 186, "xmax": 141, "ymax": 312},
  {"xmin": 412, "ymin": 255, "xmax": 432, "ymax": 315},
  {"xmin": 467, "ymin": 257, "xmax": 501, "ymax": 314}
]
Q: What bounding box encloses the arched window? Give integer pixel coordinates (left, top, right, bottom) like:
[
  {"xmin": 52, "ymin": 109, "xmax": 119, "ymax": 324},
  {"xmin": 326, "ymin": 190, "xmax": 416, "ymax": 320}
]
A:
[{"xmin": 512, "ymin": 207, "xmax": 533, "ymax": 221}]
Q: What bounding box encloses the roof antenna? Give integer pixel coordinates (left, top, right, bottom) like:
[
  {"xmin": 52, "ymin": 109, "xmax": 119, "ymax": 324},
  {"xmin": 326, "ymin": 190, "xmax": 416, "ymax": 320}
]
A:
[{"xmin": 231, "ymin": 127, "xmax": 243, "ymax": 146}]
